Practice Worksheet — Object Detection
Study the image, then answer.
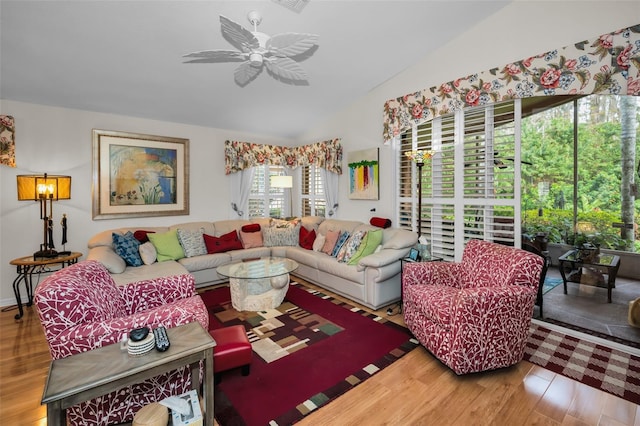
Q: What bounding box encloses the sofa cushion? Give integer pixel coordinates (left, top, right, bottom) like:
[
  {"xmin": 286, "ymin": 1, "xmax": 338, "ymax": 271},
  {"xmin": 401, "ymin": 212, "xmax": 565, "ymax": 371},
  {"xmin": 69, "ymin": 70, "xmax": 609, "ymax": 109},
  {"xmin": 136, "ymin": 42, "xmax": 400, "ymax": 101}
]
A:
[
  {"xmin": 240, "ymin": 230, "xmax": 263, "ymax": 248},
  {"xmin": 112, "ymin": 232, "xmax": 143, "ymax": 267},
  {"xmin": 313, "ymin": 233, "xmax": 325, "ymax": 252},
  {"xmin": 241, "ymin": 223, "xmax": 261, "ymax": 233},
  {"xmin": 204, "ymin": 230, "xmax": 243, "ymax": 254},
  {"xmin": 300, "ymin": 216, "xmax": 324, "ymax": 231},
  {"xmin": 133, "ymin": 230, "xmax": 156, "ymax": 243},
  {"xmin": 179, "ymin": 252, "xmax": 232, "ymax": 272},
  {"xmin": 263, "ymin": 223, "xmax": 301, "ymax": 247},
  {"xmin": 331, "ymin": 231, "xmax": 350, "ymax": 257},
  {"xmin": 338, "ymin": 230, "xmax": 367, "ymax": 263},
  {"xmin": 322, "ymin": 230, "xmax": 340, "ymax": 255},
  {"xmin": 299, "ymin": 226, "xmax": 316, "ymax": 250},
  {"xmin": 139, "ymin": 242, "xmax": 157, "ymax": 265},
  {"xmin": 148, "ymin": 229, "xmax": 185, "ymax": 262},
  {"xmin": 177, "ymin": 228, "xmax": 207, "ymax": 258},
  {"xmin": 348, "ymin": 229, "xmax": 383, "ymax": 265}
]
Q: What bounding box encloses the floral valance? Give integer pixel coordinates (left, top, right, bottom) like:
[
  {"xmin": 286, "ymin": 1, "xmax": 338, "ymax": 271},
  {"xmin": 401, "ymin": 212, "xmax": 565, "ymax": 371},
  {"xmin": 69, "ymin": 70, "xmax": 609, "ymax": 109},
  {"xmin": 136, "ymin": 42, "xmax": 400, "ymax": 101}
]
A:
[
  {"xmin": 383, "ymin": 24, "xmax": 640, "ymax": 143},
  {"xmin": 224, "ymin": 138, "xmax": 343, "ymax": 175}
]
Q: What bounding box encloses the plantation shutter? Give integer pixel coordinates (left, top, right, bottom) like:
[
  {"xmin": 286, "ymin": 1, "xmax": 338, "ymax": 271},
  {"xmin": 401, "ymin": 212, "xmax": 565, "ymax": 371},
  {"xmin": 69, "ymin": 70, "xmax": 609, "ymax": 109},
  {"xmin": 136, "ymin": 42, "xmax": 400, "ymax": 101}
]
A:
[
  {"xmin": 300, "ymin": 165, "xmax": 326, "ymax": 217},
  {"xmin": 396, "ymin": 99, "xmax": 521, "ymax": 261}
]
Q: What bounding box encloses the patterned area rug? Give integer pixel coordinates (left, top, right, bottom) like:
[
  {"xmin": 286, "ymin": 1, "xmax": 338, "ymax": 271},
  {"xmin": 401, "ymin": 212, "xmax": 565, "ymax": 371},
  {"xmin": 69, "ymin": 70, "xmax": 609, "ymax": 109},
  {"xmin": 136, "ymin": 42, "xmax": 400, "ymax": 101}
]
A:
[
  {"xmin": 524, "ymin": 322, "xmax": 640, "ymax": 404},
  {"xmin": 200, "ymin": 281, "xmax": 418, "ymax": 425}
]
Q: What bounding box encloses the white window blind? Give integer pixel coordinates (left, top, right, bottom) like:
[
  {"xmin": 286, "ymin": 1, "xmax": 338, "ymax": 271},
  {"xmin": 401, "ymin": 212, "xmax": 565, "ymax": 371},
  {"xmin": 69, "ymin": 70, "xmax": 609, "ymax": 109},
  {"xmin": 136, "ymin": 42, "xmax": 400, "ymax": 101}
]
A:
[
  {"xmin": 248, "ymin": 165, "xmax": 288, "ymax": 218},
  {"xmin": 397, "ymin": 100, "xmax": 521, "ymax": 261}
]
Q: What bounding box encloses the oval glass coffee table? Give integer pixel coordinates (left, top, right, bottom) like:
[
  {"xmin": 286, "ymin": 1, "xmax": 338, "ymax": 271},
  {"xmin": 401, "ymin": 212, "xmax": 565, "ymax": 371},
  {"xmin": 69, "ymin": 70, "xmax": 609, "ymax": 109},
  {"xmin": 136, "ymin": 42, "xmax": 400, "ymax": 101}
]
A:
[{"xmin": 217, "ymin": 257, "xmax": 299, "ymax": 311}]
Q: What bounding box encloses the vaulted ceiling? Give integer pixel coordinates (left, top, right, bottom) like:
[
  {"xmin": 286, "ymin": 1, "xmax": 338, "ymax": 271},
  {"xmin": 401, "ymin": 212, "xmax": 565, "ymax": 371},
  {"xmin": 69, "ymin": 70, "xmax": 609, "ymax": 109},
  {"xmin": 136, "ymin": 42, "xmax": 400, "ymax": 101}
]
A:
[{"xmin": 0, "ymin": 1, "xmax": 510, "ymax": 139}]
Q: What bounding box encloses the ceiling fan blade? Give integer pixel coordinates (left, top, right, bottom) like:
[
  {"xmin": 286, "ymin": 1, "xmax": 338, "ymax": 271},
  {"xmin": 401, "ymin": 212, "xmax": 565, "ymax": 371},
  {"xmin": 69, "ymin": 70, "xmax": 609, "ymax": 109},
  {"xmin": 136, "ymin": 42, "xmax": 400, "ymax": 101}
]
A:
[
  {"xmin": 234, "ymin": 61, "xmax": 263, "ymax": 86},
  {"xmin": 183, "ymin": 49, "xmax": 247, "ymax": 63},
  {"xmin": 264, "ymin": 56, "xmax": 308, "ymax": 81},
  {"xmin": 220, "ymin": 15, "xmax": 259, "ymax": 52},
  {"xmin": 267, "ymin": 33, "xmax": 319, "ymax": 57}
]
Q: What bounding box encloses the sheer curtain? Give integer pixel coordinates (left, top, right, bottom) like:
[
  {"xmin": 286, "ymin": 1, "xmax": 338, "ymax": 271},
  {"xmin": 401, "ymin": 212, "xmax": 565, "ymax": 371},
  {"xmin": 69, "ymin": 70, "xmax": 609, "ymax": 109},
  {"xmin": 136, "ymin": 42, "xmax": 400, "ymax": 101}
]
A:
[
  {"xmin": 229, "ymin": 167, "xmax": 256, "ymax": 219},
  {"xmin": 321, "ymin": 168, "xmax": 339, "ymax": 217}
]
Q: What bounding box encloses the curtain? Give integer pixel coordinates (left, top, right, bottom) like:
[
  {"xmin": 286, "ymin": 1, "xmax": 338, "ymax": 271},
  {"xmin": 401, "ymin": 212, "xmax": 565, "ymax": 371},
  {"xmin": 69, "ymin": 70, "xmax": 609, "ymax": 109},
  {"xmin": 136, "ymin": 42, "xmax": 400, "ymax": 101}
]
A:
[
  {"xmin": 383, "ymin": 23, "xmax": 640, "ymax": 143},
  {"xmin": 321, "ymin": 168, "xmax": 339, "ymax": 217},
  {"xmin": 225, "ymin": 139, "xmax": 343, "ymax": 175},
  {"xmin": 229, "ymin": 167, "xmax": 255, "ymax": 219}
]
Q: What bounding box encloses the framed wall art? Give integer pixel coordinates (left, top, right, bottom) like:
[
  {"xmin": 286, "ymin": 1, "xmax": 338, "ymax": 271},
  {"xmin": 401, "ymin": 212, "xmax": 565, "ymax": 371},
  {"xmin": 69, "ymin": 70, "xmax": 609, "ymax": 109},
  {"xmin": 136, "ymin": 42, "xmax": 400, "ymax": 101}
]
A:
[
  {"xmin": 92, "ymin": 129, "xmax": 189, "ymax": 219},
  {"xmin": 347, "ymin": 147, "xmax": 379, "ymax": 200},
  {"xmin": 0, "ymin": 115, "xmax": 16, "ymax": 167}
]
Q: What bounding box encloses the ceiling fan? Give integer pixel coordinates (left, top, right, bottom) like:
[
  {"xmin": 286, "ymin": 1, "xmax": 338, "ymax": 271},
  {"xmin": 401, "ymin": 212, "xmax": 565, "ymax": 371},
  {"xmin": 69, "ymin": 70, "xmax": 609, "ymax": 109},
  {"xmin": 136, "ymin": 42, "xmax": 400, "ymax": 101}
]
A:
[{"xmin": 183, "ymin": 11, "xmax": 319, "ymax": 87}]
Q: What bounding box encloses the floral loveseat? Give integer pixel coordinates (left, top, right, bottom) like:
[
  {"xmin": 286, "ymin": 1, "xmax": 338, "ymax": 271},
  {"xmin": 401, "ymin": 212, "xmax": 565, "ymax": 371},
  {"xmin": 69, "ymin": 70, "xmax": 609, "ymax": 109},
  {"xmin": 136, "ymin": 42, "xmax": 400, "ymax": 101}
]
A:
[
  {"xmin": 34, "ymin": 260, "xmax": 209, "ymax": 426},
  {"xmin": 87, "ymin": 216, "xmax": 418, "ymax": 310}
]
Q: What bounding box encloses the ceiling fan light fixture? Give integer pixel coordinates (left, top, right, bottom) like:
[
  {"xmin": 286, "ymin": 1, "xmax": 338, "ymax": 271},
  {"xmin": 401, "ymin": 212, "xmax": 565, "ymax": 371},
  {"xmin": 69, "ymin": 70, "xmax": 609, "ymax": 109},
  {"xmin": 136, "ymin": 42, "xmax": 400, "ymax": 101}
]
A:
[{"xmin": 249, "ymin": 53, "xmax": 263, "ymax": 67}]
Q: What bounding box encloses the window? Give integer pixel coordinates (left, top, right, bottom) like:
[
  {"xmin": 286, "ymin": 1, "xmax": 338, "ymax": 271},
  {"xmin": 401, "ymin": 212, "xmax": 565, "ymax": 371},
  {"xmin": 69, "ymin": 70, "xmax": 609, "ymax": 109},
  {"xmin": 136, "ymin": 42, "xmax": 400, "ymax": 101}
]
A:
[
  {"xmin": 247, "ymin": 164, "xmax": 327, "ymax": 218},
  {"xmin": 248, "ymin": 165, "xmax": 288, "ymax": 218},
  {"xmin": 397, "ymin": 100, "xmax": 521, "ymax": 260},
  {"xmin": 300, "ymin": 164, "xmax": 326, "ymax": 217}
]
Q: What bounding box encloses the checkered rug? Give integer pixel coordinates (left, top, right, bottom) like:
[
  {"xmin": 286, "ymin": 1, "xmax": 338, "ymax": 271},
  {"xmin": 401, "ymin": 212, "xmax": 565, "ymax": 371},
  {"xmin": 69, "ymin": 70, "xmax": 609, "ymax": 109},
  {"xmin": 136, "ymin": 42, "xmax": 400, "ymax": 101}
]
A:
[{"xmin": 524, "ymin": 322, "xmax": 640, "ymax": 404}]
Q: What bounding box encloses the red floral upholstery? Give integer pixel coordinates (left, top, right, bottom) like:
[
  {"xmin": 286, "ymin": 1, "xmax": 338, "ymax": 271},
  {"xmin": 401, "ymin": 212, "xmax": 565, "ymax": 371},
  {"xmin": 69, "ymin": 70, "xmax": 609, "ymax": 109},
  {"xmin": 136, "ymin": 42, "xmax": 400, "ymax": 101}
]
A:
[
  {"xmin": 34, "ymin": 260, "xmax": 209, "ymax": 426},
  {"xmin": 402, "ymin": 239, "xmax": 543, "ymax": 375}
]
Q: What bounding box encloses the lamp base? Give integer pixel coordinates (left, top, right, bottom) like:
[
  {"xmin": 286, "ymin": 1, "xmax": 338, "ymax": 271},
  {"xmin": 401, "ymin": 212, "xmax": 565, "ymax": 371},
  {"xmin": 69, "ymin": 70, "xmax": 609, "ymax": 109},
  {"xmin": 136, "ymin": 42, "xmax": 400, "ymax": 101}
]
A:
[{"xmin": 33, "ymin": 249, "xmax": 58, "ymax": 260}]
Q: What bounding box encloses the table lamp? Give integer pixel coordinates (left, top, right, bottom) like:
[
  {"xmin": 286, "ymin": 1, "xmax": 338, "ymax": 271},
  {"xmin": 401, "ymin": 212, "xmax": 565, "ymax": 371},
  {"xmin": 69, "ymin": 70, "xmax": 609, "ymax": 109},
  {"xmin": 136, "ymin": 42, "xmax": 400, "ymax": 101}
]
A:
[{"xmin": 17, "ymin": 173, "xmax": 71, "ymax": 259}]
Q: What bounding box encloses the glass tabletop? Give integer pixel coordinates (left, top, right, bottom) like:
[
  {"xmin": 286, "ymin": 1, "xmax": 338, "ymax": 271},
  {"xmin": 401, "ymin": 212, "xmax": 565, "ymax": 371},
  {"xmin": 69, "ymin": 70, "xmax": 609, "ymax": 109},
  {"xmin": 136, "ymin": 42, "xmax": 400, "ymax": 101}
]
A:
[{"xmin": 217, "ymin": 257, "xmax": 299, "ymax": 280}]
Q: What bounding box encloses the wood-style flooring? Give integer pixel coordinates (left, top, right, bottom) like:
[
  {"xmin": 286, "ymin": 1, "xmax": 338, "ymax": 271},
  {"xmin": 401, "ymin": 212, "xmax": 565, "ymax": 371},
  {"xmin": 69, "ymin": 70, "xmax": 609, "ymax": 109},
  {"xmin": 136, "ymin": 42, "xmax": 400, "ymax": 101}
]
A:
[{"xmin": 0, "ymin": 279, "xmax": 638, "ymax": 426}]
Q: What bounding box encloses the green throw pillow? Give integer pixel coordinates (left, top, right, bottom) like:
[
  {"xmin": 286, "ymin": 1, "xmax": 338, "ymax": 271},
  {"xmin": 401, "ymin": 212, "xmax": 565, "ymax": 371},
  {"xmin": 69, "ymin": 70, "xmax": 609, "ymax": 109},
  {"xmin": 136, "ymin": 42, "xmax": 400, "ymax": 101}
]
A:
[
  {"xmin": 148, "ymin": 229, "xmax": 185, "ymax": 262},
  {"xmin": 348, "ymin": 229, "xmax": 383, "ymax": 265}
]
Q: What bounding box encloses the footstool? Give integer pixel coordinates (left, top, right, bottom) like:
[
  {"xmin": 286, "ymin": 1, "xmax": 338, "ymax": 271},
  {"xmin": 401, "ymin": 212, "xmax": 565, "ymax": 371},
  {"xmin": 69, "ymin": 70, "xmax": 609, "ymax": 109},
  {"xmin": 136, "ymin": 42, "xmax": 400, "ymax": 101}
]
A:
[{"xmin": 209, "ymin": 325, "xmax": 252, "ymax": 384}]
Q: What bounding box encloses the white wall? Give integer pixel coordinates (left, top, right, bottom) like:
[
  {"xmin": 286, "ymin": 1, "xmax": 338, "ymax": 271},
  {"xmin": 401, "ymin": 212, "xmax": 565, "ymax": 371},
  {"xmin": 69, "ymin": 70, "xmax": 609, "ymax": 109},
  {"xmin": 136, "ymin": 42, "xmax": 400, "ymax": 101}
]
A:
[
  {"xmin": 299, "ymin": 1, "xmax": 640, "ymax": 223},
  {"xmin": 0, "ymin": 100, "xmax": 289, "ymax": 306}
]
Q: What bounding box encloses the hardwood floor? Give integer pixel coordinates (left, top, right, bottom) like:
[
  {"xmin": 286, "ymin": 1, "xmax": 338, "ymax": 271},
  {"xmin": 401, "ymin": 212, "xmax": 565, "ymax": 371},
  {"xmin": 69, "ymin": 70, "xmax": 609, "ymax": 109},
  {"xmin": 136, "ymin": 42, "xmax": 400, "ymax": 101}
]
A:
[{"xmin": 1, "ymin": 281, "xmax": 638, "ymax": 426}]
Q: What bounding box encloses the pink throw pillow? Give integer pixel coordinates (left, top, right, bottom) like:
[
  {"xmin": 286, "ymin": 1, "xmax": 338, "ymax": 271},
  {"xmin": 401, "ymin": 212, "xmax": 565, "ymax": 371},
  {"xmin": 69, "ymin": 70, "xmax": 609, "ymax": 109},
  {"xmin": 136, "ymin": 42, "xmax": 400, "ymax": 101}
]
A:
[
  {"xmin": 322, "ymin": 230, "xmax": 340, "ymax": 255},
  {"xmin": 241, "ymin": 230, "xmax": 263, "ymax": 248}
]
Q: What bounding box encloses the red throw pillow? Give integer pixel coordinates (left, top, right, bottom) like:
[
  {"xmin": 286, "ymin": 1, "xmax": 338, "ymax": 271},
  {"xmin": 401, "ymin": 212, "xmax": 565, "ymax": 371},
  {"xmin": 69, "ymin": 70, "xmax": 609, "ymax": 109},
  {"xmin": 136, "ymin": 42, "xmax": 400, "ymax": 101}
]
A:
[
  {"xmin": 299, "ymin": 227, "xmax": 316, "ymax": 250},
  {"xmin": 203, "ymin": 230, "xmax": 243, "ymax": 254},
  {"xmin": 370, "ymin": 217, "xmax": 392, "ymax": 229},
  {"xmin": 133, "ymin": 230, "xmax": 156, "ymax": 243},
  {"xmin": 241, "ymin": 223, "xmax": 261, "ymax": 233}
]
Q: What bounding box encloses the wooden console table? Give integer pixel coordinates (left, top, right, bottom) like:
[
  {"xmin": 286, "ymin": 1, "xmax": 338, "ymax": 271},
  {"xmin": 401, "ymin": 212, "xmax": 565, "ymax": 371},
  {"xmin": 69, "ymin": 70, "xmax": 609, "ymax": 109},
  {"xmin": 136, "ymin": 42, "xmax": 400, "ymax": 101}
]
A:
[
  {"xmin": 558, "ymin": 249, "xmax": 621, "ymax": 303},
  {"xmin": 9, "ymin": 252, "xmax": 82, "ymax": 319},
  {"xmin": 42, "ymin": 321, "xmax": 215, "ymax": 426}
]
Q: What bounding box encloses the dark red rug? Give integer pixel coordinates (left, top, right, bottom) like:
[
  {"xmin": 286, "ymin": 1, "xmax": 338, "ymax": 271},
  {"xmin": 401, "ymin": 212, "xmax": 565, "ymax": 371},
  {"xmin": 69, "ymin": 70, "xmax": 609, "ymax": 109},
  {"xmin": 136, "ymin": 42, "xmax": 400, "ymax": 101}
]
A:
[{"xmin": 200, "ymin": 281, "xmax": 418, "ymax": 425}]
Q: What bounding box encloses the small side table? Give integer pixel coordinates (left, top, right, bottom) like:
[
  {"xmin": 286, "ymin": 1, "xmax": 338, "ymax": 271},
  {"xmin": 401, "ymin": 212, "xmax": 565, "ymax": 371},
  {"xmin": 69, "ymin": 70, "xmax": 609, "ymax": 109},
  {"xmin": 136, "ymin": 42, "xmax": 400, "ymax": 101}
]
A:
[
  {"xmin": 558, "ymin": 249, "xmax": 620, "ymax": 303},
  {"xmin": 9, "ymin": 252, "xmax": 82, "ymax": 319},
  {"xmin": 42, "ymin": 321, "xmax": 216, "ymax": 426}
]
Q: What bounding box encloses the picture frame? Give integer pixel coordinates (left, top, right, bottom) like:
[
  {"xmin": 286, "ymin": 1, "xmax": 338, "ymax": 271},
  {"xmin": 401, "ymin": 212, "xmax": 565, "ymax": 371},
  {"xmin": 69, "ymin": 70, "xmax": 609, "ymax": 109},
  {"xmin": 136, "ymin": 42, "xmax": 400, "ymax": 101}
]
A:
[
  {"xmin": 347, "ymin": 148, "xmax": 379, "ymax": 200},
  {"xmin": 408, "ymin": 247, "xmax": 419, "ymax": 261},
  {"xmin": 92, "ymin": 129, "xmax": 189, "ymax": 219}
]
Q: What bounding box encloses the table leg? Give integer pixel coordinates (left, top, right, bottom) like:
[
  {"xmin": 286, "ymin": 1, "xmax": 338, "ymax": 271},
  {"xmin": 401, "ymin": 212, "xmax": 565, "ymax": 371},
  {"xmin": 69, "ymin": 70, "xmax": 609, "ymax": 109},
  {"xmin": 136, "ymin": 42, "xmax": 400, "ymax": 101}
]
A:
[
  {"xmin": 47, "ymin": 400, "xmax": 65, "ymax": 426},
  {"xmin": 204, "ymin": 348, "xmax": 214, "ymax": 425},
  {"xmin": 559, "ymin": 261, "xmax": 569, "ymax": 295},
  {"xmin": 11, "ymin": 266, "xmax": 30, "ymax": 320}
]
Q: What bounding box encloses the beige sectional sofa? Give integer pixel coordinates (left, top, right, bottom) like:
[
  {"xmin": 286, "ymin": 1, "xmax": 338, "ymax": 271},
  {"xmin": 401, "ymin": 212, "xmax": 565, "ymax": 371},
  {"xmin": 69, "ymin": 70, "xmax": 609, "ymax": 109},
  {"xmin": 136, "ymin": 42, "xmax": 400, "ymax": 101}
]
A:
[{"xmin": 87, "ymin": 216, "xmax": 417, "ymax": 310}]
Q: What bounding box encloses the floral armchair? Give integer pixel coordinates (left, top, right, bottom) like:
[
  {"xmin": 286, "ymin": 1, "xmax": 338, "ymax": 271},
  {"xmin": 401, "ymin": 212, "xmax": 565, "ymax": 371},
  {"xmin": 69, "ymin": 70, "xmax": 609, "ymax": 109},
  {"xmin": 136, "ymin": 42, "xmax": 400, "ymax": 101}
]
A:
[
  {"xmin": 34, "ymin": 260, "xmax": 209, "ymax": 426},
  {"xmin": 402, "ymin": 239, "xmax": 543, "ymax": 375}
]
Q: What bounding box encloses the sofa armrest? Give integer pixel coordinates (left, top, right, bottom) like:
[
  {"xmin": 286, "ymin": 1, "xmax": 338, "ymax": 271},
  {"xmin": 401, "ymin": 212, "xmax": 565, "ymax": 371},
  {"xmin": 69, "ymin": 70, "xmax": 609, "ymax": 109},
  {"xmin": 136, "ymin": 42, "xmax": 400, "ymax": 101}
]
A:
[
  {"xmin": 46, "ymin": 296, "xmax": 209, "ymax": 360},
  {"xmin": 120, "ymin": 274, "xmax": 197, "ymax": 314},
  {"xmin": 357, "ymin": 248, "xmax": 410, "ymax": 270}
]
